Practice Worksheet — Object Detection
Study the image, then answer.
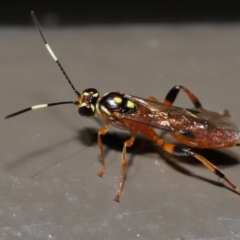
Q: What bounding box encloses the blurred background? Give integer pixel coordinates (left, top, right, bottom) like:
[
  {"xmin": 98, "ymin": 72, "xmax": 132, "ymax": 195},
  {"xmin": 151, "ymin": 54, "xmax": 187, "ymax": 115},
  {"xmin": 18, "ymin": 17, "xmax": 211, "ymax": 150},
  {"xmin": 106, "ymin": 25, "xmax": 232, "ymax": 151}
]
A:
[
  {"xmin": 2, "ymin": 1, "xmax": 240, "ymax": 240},
  {"xmin": 1, "ymin": 1, "xmax": 240, "ymax": 25}
]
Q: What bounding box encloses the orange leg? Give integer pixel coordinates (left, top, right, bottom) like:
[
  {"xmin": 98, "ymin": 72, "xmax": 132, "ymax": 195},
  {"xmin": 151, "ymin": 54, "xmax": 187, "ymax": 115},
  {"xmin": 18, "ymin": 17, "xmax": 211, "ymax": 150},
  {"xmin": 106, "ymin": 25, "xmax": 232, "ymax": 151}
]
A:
[
  {"xmin": 97, "ymin": 126, "xmax": 109, "ymax": 177},
  {"xmin": 163, "ymin": 85, "xmax": 203, "ymax": 109},
  {"xmin": 149, "ymin": 87, "xmax": 230, "ymax": 119},
  {"xmin": 147, "ymin": 85, "xmax": 202, "ymax": 108},
  {"xmin": 114, "ymin": 134, "xmax": 136, "ymax": 202},
  {"xmin": 163, "ymin": 86, "xmax": 232, "ymax": 119},
  {"xmin": 142, "ymin": 127, "xmax": 240, "ymax": 195}
]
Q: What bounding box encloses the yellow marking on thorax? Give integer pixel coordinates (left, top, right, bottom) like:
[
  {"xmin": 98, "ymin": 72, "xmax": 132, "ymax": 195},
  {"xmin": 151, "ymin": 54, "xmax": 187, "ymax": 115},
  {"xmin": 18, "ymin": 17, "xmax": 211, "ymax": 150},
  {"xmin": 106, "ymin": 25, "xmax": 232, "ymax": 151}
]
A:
[
  {"xmin": 113, "ymin": 97, "xmax": 122, "ymax": 104},
  {"xmin": 96, "ymin": 103, "xmax": 101, "ymax": 116},
  {"xmin": 101, "ymin": 105, "xmax": 110, "ymax": 115},
  {"xmin": 103, "ymin": 92, "xmax": 109, "ymax": 97},
  {"xmin": 126, "ymin": 100, "xmax": 135, "ymax": 108}
]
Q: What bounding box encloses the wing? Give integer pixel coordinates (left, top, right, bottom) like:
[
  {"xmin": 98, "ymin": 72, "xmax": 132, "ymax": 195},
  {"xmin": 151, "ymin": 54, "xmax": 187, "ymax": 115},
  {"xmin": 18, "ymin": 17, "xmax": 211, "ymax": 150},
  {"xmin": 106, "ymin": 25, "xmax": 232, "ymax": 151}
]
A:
[{"xmin": 120, "ymin": 94, "xmax": 239, "ymax": 143}]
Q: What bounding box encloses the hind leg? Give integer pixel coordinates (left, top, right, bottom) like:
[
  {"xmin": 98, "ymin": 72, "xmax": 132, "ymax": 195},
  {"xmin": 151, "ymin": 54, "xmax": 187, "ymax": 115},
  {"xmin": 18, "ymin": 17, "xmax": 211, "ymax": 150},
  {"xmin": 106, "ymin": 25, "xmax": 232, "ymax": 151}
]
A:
[
  {"xmin": 142, "ymin": 127, "xmax": 240, "ymax": 195},
  {"xmin": 163, "ymin": 85, "xmax": 203, "ymax": 108}
]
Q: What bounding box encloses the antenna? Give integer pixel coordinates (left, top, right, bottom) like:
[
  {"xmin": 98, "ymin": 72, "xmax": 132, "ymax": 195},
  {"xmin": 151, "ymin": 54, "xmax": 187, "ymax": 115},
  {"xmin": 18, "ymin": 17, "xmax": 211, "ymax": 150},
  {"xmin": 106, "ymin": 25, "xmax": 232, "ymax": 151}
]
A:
[
  {"xmin": 31, "ymin": 11, "xmax": 80, "ymax": 96},
  {"xmin": 5, "ymin": 101, "xmax": 76, "ymax": 119},
  {"xmin": 5, "ymin": 12, "xmax": 80, "ymax": 119}
]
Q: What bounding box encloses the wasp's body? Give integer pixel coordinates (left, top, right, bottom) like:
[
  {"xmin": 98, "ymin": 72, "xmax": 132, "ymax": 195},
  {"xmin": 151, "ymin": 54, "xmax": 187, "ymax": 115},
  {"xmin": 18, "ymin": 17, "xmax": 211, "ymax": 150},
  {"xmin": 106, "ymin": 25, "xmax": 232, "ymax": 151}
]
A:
[
  {"xmin": 5, "ymin": 12, "xmax": 240, "ymax": 202},
  {"xmin": 98, "ymin": 92, "xmax": 239, "ymax": 149}
]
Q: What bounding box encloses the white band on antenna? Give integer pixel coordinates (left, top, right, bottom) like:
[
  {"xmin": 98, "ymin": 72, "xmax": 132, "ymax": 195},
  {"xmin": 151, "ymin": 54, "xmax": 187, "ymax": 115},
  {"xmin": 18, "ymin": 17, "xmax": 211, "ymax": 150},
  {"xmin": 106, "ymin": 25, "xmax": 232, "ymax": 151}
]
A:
[{"xmin": 45, "ymin": 44, "xmax": 57, "ymax": 61}]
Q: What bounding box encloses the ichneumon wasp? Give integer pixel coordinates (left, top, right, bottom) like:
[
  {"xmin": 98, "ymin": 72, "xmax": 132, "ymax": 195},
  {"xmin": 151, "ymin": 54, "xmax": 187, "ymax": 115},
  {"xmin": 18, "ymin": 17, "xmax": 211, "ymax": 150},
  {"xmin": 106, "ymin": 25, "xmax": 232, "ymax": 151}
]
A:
[{"xmin": 5, "ymin": 12, "xmax": 240, "ymax": 202}]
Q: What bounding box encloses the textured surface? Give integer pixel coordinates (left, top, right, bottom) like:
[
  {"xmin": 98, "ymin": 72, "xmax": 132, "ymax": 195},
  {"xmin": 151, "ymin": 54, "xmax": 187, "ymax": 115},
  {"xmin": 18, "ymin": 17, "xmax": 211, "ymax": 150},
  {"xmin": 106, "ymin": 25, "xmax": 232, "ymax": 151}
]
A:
[{"xmin": 1, "ymin": 24, "xmax": 240, "ymax": 240}]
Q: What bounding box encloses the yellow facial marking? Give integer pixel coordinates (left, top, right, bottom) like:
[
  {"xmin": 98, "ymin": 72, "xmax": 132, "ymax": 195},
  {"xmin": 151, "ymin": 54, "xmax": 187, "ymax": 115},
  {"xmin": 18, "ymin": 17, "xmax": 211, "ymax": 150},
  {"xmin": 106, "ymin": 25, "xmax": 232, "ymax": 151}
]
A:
[
  {"xmin": 113, "ymin": 97, "xmax": 122, "ymax": 104},
  {"xmin": 126, "ymin": 100, "xmax": 135, "ymax": 109},
  {"xmin": 83, "ymin": 92, "xmax": 90, "ymax": 96},
  {"xmin": 91, "ymin": 104, "xmax": 95, "ymax": 112},
  {"xmin": 80, "ymin": 102, "xmax": 87, "ymax": 107}
]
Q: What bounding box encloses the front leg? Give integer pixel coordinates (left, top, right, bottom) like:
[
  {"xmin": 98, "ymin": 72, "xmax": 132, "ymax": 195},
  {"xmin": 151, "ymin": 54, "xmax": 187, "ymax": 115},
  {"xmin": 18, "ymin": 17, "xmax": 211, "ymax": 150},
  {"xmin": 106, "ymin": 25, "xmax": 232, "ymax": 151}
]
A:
[
  {"xmin": 97, "ymin": 126, "xmax": 109, "ymax": 177},
  {"xmin": 114, "ymin": 134, "xmax": 136, "ymax": 202}
]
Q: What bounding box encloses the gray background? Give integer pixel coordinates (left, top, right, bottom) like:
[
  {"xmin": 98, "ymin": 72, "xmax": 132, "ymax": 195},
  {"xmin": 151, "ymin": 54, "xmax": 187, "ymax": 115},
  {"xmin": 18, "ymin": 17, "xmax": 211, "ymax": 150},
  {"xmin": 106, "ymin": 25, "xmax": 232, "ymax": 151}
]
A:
[{"xmin": 1, "ymin": 24, "xmax": 240, "ymax": 239}]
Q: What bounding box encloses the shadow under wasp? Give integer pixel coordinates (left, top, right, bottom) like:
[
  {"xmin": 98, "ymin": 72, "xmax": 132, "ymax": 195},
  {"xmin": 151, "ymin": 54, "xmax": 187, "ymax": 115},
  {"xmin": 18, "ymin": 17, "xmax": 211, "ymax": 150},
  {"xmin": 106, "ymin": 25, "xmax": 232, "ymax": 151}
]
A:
[{"xmin": 5, "ymin": 11, "xmax": 240, "ymax": 202}]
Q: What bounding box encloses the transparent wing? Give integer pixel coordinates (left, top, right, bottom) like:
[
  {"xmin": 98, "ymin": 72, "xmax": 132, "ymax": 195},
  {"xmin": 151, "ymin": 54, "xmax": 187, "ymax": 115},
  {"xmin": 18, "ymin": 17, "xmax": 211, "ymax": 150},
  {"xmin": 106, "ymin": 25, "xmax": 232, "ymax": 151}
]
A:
[{"xmin": 120, "ymin": 94, "xmax": 239, "ymax": 143}]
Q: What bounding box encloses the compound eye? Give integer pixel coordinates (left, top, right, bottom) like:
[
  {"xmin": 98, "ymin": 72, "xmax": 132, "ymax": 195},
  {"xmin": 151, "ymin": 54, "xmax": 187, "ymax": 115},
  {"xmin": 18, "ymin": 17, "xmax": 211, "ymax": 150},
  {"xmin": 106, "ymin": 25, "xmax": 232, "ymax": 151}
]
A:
[{"xmin": 78, "ymin": 105, "xmax": 95, "ymax": 117}]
